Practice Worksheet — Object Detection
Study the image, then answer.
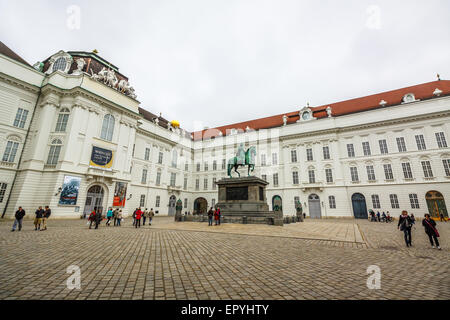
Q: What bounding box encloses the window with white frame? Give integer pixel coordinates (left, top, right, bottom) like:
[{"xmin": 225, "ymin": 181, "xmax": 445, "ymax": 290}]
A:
[
  {"xmin": 212, "ymin": 177, "xmax": 217, "ymax": 189},
  {"xmin": 371, "ymin": 194, "xmax": 381, "ymax": 209},
  {"xmin": 306, "ymin": 148, "xmax": 313, "ymax": 161},
  {"xmin": 204, "ymin": 178, "xmax": 208, "ymax": 190},
  {"xmin": 261, "ymin": 174, "xmax": 267, "ymax": 182},
  {"xmin": 379, "ymin": 139, "xmax": 389, "ymax": 154},
  {"xmin": 261, "ymin": 154, "xmax": 266, "ymax": 166},
  {"xmin": 47, "ymin": 139, "xmax": 62, "ymax": 165},
  {"xmin": 204, "ymin": 162, "xmax": 208, "ymax": 171},
  {"xmin": 184, "ymin": 198, "xmax": 188, "ymax": 209},
  {"xmin": 409, "ymin": 193, "xmax": 420, "ymax": 209},
  {"xmin": 273, "ymin": 173, "xmax": 279, "ymax": 187},
  {"xmin": 362, "ymin": 142, "xmax": 371, "ymax": 156},
  {"xmin": 171, "ymin": 150, "xmax": 177, "ymax": 168},
  {"xmin": 325, "ymin": 168, "xmax": 333, "ymax": 183},
  {"xmin": 144, "ymin": 148, "xmax": 151, "ymax": 161},
  {"xmin": 383, "ymin": 164, "xmax": 394, "ymax": 180},
  {"xmin": 141, "ymin": 169, "xmax": 148, "ymax": 184},
  {"xmin": 183, "ymin": 176, "xmax": 188, "ymax": 190},
  {"xmin": 196, "ymin": 163, "xmax": 201, "ymax": 172},
  {"xmin": 350, "ymin": 167, "xmax": 359, "ymax": 182},
  {"xmin": 55, "ymin": 108, "xmax": 70, "ymax": 132},
  {"xmin": 400, "ymin": 162, "xmax": 412, "ymax": 179},
  {"xmin": 292, "ymin": 171, "xmax": 299, "ymax": 185},
  {"xmin": 195, "ymin": 178, "xmax": 200, "ymax": 190},
  {"xmin": 2, "ymin": 141, "xmax": 19, "ymax": 163},
  {"xmin": 100, "ymin": 114, "xmax": 115, "ymax": 141},
  {"xmin": 13, "ymin": 108, "xmax": 29, "ymax": 129},
  {"xmin": 140, "ymin": 194, "xmax": 145, "ymax": 208},
  {"xmin": 213, "ymin": 160, "xmax": 217, "ymax": 171},
  {"xmin": 52, "ymin": 57, "xmax": 67, "ymax": 72},
  {"xmin": 308, "ymin": 170, "xmax": 315, "ymax": 183},
  {"xmin": 272, "ymin": 153, "xmax": 278, "ymax": 165},
  {"xmin": 323, "ymin": 146, "xmax": 330, "ymax": 160},
  {"xmin": 185, "ymin": 163, "xmax": 189, "ymax": 171},
  {"xmin": 421, "ymin": 161, "xmax": 433, "ymax": 178},
  {"xmin": 443, "ymin": 159, "xmax": 450, "ymax": 176},
  {"xmin": 158, "ymin": 151, "xmax": 163, "ymax": 164},
  {"xmin": 156, "ymin": 171, "xmax": 161, "ymax": 186},
  {"xmin": 435, "ymin": 132, "xmax": 448, "ymax": 148},
  {"xmin": 396, "ymin": 137, "xmax": 407, "ymax": 152},
  {"xmin": 222, "ymin": 159, "xmax": 226, "ymax": 170},
  {"xmin": 291, "ymin": 150, "xmax": 297, "ymax": 163},
  {"xmin": 366, "ymin": 165, "xmax": 376, "ymax": 181},
  {"xmin": 170, "ymin": 172, "xmax": 176, "ymax": 187},
  {"xmin": 0, "ymin": 183, "xmax": 7, "ymax": 202},
  {"xmin": 329, "ymin": 196, "xmax": 336, "ymax": 209},
  {"xmin": 415, "ymin": 134, "xmax": 426, "ymax": 150},
  {"xmin": 347, "ymin": 144, "xmax": 355, "ymax": 158},
  {"xmin": 155, "ymin": 196, "xmax": 160, "ymax": 207},
  {"xmin": 390, "ymin": 194, "xmax": 399, "ymax": 209}
]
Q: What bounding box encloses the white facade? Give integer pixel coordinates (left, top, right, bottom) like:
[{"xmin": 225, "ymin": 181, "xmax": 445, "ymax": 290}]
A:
[{"xmin": 1, "ymin": 48, "xmax": 449, "ymax": 219}]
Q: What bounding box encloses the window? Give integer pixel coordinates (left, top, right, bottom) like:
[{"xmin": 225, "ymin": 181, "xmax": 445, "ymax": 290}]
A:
[
  {"xmin": 306, "ymin": 148, "xmax": 313, "ymax": 161},
  {"xmin": 184, "ymin": 198, "xmax": 188, "ymax": 209},
  {"xmin": 13, "ymin": 108, "xmax": 29, "ymax": 129},
  {"xmin": 2, "ymin": 141, "xmax": 19, "ymax": 163},
  {"xmin": 100, "ymin": 114, "xmax": 115, "ymax": 141},
  {"xmin": 158, "ymin": 152, "xmax": 163, "ymax": 164},
  {"xmin": 155, "ymin": 196, "xmax": 160, "ymax": 208},
  {"xmin": 213, "ymin": 160, "xmax": 217, "ymax": 171},
  {"xmin": 383, "ymin": 164, "xmax": 394, "ymax": 180},
  {"xmin": 261, "ymin": 174, "xmax": 267, "ymax": 182},
  {"xmin": 390, "ymin": 194, "xmax": 399, "ymax": 209},
  {"xmin": 185, "ymin": 163, "xmax": 189, "ymax": 171},
  {"xmin": 222, "ymin": 159, "xmax": 226, "ymax": 170},
  {"xmin": 362, "ymin": 142, "xmax": 371, "ymax": 156},
  {"xmin": 325, "ymin": 168, "xmax": 333, "ymax": 183},
  {"xmin": 212, "ymin": 177, "xmax": 217, "ymax": 189},
  {"xmin": 415, "ymin": 134, "xmax": 426, "ymax": 150},
  {"xmin": 347, "ymin": 144, "xmax": 355, "ymax": 158},
  {"xmin": 294, "ymin": 196, "xmax": 300, "ymax": 204},
  {"xmin": 260, "ymin": 154, "xmax": 266, "ymax": 166},
  {"xmin": 401, "ymin": 162, "xmax": 413, "ymax": 179},
  {"xmin": 171, "ymin": 150, "xmax": 177, "ymax": 168},
  {"xmin": 141, "ymin": 169, "xmax": 148, "ymax": 184},
  {"xmin": 212, "ymin": 199, "xmax": 216, "ymax": 207},
  {"xmin": 366, "ymin": 165, "xmax": 376, "ymax": 181},
  {"xmin": 183, "ymin": 176, "xmax": 188, "ymax": 190},
  {"xmin": 0, "ymin": 183, "xmax": 7, "ymax": 203},
  {"xmin": 144, "ymin": 148, "xmax": 150, "ymax": 161},
  {"xmin": 308, "ymin": 170, "xmax": 315, "ymax": 183},
  {"xmin": 329, "ymin": 196, "xmax": 336, "ymax": 209},
  {"xmin": 350, "ymin": 167, "xmax": 359, "ymax": 182},
  {"xmin": 272, "ymin": 153, "xmax": 278, "ymax": 165},
  {"xmin": 52, "ymin": 57, "xmax": 67, "ymax": 72},
  {"xmin": 291, "ymin": 150, "xmax": 297, "ymax": 162},
  {"xmin": 435, "ymin": 132, "xmax": 447, "ymax": 148},
  {"xmin": 140, "ymin": 195, "xmax": 145, "ymax": 208},
  {"xmin": 421, "ymin": 161, "xmax": 433, "ymax": 178},
  {"xmin": 396, "ymin": 137, "xmax": 407, "ymax": 152},
  {"xmin": 443, "ymin": 159, "xmax": 450, "ymax": 176},
  {"xmin": 55, "ymin": 108, "xmax": 70, "ymax": 132},
  {"xmin": 195, "ymin": 179, "xmax": 199, "ymax": 190},
  {"xmin": 371, "ymin": 195, "xmax": 381, "ymax": 209},
  {"xmin": 204, "ymin": 163, "xmax": 208, "ymax": 171},
  {"xmin": 204, "ymin": 178, "xmax": 208, "ymax": 190},
  {"xmin": 273, "ymin": 173, "xmax": 279, "ymax": 187},
  {"xmin": 409, "ymin": 194, "xmax": 419, "ymax": 209},
  {"xmin": 170, "ymin": 172, "xmax": 176, "ymax": 187},
  {"xmin": 46, "ymin": 139, "xmax": 62, "ymax": 165},
  {"xmin": 323, "ymin": 146, "xmax": 330, "ymax": 160},
  {"xmin": 156, "ymin": 171, "xmax": 161, "ymax": 186},
  {"xmin": 196, "ymin": 163, "xmax": 201, "ymax": 172},
  {"xmin": 379, "ymin": 139, "xmax": 388, "ymax": 154},
  {"xmin": 292, "ymin": 171, "xmax": 299, "ymax": 185}
]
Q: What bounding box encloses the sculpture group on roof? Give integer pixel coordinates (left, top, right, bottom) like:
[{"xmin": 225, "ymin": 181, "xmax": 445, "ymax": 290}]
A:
[{"xmin": 90, "ymin": 66, "xmax": 137, "ymax": 99}]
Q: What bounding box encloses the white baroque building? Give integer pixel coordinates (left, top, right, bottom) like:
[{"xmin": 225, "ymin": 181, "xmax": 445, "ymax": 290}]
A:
[{"xmin": 1, "ymin": 42, "xmax": 449, "ymax": 220}]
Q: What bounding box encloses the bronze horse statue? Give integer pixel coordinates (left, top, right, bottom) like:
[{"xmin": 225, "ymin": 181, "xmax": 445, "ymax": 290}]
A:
[{"xmin": 227, "ymin": 146, "xmax": 256, "ymax": 178}]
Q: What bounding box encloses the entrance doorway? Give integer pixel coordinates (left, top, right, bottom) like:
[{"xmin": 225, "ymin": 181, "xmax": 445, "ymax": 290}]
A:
[
  {"xmin": 83, "ymin": 185, "xmax": 105, "ymax": 218},
  {"xmin": 352, "ymin": 193, "xmax": 368, "ymax": 219},
  {"xmin": 168, "ymin": 195, "xmax": 176, "ymax": 216},
  {"xmin": 272, "ymin": 195, "xmax": 282, "ymax": 212},
  {"xmin": 426, "ymin": 191, "xmax": 448, "ymax": 219},
  {"xmin": 308, "ymin": 194, "xmax": 321, "ymax": 219},
  {"xmin": 193, "ymin": 197, "xmax": 208, "ymax": 215}
]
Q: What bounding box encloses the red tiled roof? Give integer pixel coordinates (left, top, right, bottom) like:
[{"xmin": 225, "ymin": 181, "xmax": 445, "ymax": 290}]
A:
[
  {"xmin": 193, "ymin": 80, "xmax": 450, "ymax": 140},
  {"xmin": 0, "ymin": 41, "xmax": 31, "ymax": 67}
]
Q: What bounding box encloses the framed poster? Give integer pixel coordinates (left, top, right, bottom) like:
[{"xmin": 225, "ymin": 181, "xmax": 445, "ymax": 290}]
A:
[
  {"xmin": 59, "ymin": 175, "xmax": 81, "ymax": 205},
  {"xmin": 89, "ymin": 146, "xmax": 113, "ymax": 171},
  {"xmin": 113, "ymin": 182, "xmax": 127, "ymax": 207}
]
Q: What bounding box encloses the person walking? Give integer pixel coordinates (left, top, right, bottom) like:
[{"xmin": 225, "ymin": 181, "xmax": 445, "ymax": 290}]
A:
[
  {"xmin": 376, "ymin": 211, "xmax": 381, "ymax": 222},
  {"xmin": 216, "ymin": 206, "xmax": 221, "ymax": 225},
  {"xmin": 34, "ymin": 206, "xmax": 44, "ymax": 231},
  {"xmin": 41, "ymin": 206, "xmax": 51, "ymax": 231},
  {"xmin": 398, "ymin": 210, "xmax": 413, "ymax": 247},
  {"xmin": 132, "ymin": 208, "xmax": 137, "ymax": 226},
  {"xmin": 439, "ymin": 213, "xmax": 446, "ymax": 222},
  {"xmin": 106, "ymin": 208, "xmax": 113, "ymax": 226},
  {"xmin": 410, "ymin": 213, "xmax": 416, "ymax": 225},
  {"xmin": 88, "ymin": 209, "xmax": 96, "ymax": 229},
  {"xmin": 113, "ymin": 208, "xmax": 119, "ymax": 226},
  {"xmin": 422, "ymin": 214, "xmax": 441, "ymax": 250},
  {"xmin": 149, "ymin": 208, "xmax": 154, "ymax": 225},
  {"xmin": 214, "ymin": 208, "xmax": 219, "ymax": 226},
  {"xmin": 207, "ymin": 207, "xmax": 214, "ymax": 226},
  {"xmin": 11, "ymin": 206, "xmax": 26, "ymax": 232},
  {"xmin": 381, "ymin": 211, "xmax": 386, "ymax": 223},
  {"xmin": 143, "ymin": 208, "xmax": 148, "ymax": 226},
  {"xmin": 117, "ymin": 210, "xmax": 123, "ymax": 226},
  {"xmin": 135, "ymin": 208, "xmax": 142, "ymax": 228},
  {"xmin": 94, "ymin": 209, "xmax": 102, "ymax": 229}
]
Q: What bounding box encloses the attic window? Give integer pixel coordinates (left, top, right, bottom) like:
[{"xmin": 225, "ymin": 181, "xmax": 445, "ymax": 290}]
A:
[
  {"xmin": 52, "ymin": 57, "xmax": 67, "ymax": 72},
  {"xmin": 402, "ymin": 93, "xmax": 416, "ymax": 104}
]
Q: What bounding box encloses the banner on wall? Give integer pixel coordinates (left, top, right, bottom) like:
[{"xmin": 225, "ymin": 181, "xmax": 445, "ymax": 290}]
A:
[
  {"xmin": 113, "ymin": 182, "xmax": 127, "ymax": 207},
  {"xmin": 89, "ymin": 146, "xmax": 113, "ymax": 170},
  {"xmin": 59, "ymin": 175, "xmax": 81, "ymax": 205}
]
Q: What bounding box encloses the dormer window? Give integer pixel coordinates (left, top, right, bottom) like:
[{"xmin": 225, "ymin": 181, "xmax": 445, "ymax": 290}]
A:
[
  {"xmin": 52, "ymin": 57, "xmax": 67, "ymax": 72},
  {"xmin": 402, "ymin": 93, "xmax": 418, "ymax": 104}
]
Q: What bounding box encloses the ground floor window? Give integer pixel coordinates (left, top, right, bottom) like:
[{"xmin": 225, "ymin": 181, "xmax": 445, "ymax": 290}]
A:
[
  {"xmin": 371, "ymin": 194, "xmax": 381, "ymax": 209},
  {"xmin": 409, "ymin": 194, "xmax": 420, "ymax": 209},
  {"xmin": 155, "ymin": 196, "xmax": 160, "ymax": 207},
  {"xmin": 390, "ymin": 194, "xmax": 399, "ymax": 209},
  {"xmin": 140, "ymin": 194, "xmax": 145, "ymax": 208},
  {"xmin": 329, "ymin": 196, "xmax": 336, "ymax": 209},
  {"xmin": 0, "ymin": 183, "xmax": 7, "ymax": 202},
  {"xmin": 184, "ymin": 198, "xmax": 187, "ymax": 209}
]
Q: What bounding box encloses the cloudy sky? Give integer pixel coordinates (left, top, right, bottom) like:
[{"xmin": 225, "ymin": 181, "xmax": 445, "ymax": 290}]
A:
[{"xmin": 1, "ymin": 0, "xmax": 449, "ymax": 132}]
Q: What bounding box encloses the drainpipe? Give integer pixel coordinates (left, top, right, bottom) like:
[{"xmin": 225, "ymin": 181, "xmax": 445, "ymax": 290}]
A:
[{"xmin": 2, "ymin": 79, "xmax": 44, "ymax": 218}]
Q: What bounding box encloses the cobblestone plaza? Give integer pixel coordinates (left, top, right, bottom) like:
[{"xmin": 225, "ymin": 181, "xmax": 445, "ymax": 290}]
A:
[{"xmin": 0, "ymin": 217, "xmax": 448, "ymax": 300}]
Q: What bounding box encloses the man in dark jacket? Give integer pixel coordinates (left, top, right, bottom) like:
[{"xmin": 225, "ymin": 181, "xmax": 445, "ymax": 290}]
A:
[
  {"xmin": 398, "ymin": 210, "xmax": 413, "ymax": 247},
  {"xmin": 207, "ymin": 207, "xmax": 214, "ymax": 226},
  {"xmin": 42, "ymin": 206, "xmax": 51, "ymax": 231},
  {"xmin": 422, "ymin": 214, "xmax": 441, "ymax": 250},
  {"xmin": 34, "ymin": 206, "xmax": 44, "ymax": 231},
  {"xmin": 94, "ymin": 208, "xmax": 102, "ymax": 229},
  {"xmin": 11, "ymin": 207, "xmax": 26, "ymax": 232}
]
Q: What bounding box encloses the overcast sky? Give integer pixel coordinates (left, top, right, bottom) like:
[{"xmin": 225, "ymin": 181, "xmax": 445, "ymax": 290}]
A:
[{"xmin": 1, "ymin": 0, "xmax": 449, "ymax": 132}]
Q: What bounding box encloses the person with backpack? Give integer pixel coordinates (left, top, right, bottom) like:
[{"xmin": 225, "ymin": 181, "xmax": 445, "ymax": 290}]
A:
[
  {"xmin": 207, "ymin": 207, "xmax": 214, "ymax": 226},
  {"xmin": 422, "ymin": 214, "xmax": 441, "ymax": 250},
  {"xmin": 149, "ymin": 208, "xmax": 155, "ymax": 226},
  {"xmin": 142, "ymin": 208, "xmax": 148, "ymax": 226},
  {"xmin": 41, "ymin": 206, "xmax": 51, "ymax": 231},
  {"xmin": 117, "ymin": 210, "xmax": 123, "ymax": 226},
  {"xmin": 11, "ymin": 206, "xmax": 26, "ymax": 232},
  {"xmin": 398, "ymin": 210, "xmax": 413, "ymax": 247}
]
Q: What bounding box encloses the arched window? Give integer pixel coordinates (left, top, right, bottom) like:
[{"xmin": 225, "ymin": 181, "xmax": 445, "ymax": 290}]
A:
[
  {"xmin": 47, "ymin": 139, "xmax": 62, "ymax": 165},
  {"xmin": 100, "ymin": 114, "xmax": 115, "ymax": 141},
  {"xmin": 52, "ymin": 57, "xmax": 67, "ymax": 72},
  {"xmin": 55, "ymin": 108, "xmax": 70, "ymax": 132}
]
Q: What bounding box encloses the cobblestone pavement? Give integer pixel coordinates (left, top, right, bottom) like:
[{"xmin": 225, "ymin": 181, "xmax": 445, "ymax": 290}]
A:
[{"xmin": 0, "ymin": 217, "xmax": 448, "ymax": 300}]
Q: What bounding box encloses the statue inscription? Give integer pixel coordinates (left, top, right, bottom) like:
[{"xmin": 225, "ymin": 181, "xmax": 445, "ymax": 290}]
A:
[{"xmin": 226, "ymin": 186, "xmax": 249, "ymax": 201}]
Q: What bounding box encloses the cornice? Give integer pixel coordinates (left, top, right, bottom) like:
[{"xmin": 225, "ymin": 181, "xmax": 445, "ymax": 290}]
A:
[{"xmin": 0, "ymin": 72, "xmax": 41, "ymax": 94}]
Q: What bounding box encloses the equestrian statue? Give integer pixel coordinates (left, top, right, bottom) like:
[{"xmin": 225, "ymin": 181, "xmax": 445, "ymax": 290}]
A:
[{"xmin": 227, "ymin": 144, "xmax": 256, "ymax": 178}]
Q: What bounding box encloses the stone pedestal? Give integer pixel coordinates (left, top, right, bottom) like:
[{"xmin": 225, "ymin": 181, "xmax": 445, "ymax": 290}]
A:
[{"xmin": 216, "ymin": 176, "xmax": 283, "ymax": 226}]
